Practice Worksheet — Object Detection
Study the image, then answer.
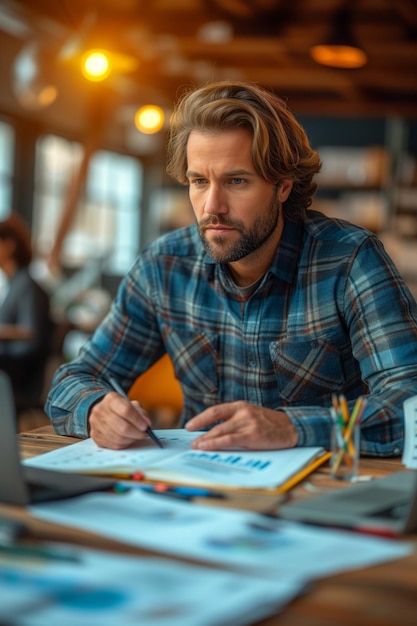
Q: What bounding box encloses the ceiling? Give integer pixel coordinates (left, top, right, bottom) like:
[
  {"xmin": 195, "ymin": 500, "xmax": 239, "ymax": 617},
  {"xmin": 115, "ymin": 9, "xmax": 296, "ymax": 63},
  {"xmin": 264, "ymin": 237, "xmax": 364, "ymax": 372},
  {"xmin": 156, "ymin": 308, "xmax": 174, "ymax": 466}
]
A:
[{"xmin": 0, "ymin": 0, "xmax": 416, "ymax": 149}]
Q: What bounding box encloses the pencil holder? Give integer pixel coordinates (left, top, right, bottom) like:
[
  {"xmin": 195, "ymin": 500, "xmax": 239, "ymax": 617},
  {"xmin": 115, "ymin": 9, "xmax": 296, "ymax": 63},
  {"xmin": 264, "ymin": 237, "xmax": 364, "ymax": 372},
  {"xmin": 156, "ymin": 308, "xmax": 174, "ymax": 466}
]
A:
[{"xmin": 330, "ymin": 421, "xmax": 360, "ymax": 481}]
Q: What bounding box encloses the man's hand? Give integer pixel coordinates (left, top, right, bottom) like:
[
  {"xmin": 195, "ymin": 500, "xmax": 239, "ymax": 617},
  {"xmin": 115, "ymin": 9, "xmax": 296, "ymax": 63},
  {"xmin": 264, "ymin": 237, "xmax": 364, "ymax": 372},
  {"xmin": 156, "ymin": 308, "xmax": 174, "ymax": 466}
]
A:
[
  {"xmin": 88, "ymin": 392, "xmax": 153, "ymax": 449},
  {"xmin": 185, "ymin": 401, "xmax": 298, "ymax": 450}
]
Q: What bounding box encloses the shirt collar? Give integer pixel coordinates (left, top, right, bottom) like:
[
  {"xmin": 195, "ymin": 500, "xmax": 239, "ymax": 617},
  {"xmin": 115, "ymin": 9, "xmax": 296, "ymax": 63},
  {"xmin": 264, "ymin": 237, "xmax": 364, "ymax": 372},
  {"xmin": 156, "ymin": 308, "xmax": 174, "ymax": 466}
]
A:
[{"xmin": 268, "ymin": 218, "xmax": 303, "ymax": 284}]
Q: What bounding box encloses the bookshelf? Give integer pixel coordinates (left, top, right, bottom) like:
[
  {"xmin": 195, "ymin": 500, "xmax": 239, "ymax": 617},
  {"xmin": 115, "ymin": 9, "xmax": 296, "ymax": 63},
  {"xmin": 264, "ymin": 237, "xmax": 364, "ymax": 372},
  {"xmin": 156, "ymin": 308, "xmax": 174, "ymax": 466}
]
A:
[{"xmin": 301, "ymin": 116, "xmax": 417, "ymax": 299}]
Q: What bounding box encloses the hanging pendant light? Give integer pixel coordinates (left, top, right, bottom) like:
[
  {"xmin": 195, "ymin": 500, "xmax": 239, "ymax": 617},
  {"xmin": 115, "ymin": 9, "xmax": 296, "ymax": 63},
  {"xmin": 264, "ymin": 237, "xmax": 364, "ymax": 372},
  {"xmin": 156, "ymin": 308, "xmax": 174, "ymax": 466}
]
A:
[{"xmin": 310, "ymin": 5, "xmax": 368, "ymax": 69}]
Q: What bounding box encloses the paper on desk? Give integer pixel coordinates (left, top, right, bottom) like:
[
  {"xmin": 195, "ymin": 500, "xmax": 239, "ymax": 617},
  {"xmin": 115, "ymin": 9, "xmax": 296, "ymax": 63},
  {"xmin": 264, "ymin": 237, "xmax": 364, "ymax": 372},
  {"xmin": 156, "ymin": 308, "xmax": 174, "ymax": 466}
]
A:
[
  {"xmin": 24, "ymin": 430, "xmax": 198, "ymax": 473},
  {"xmin": 402, "ymin": 395, "xmax": 417, "ymax": 468},
  {"xmin": 30, "ymin": 490, "xmax": 413, "ymax": 580},
  {"xmin": 24, "ymin": 429, "xmax": 327, "ymax": 489},
  {"xmin": 0, "ymin": 543, "xmax": 303, "ymax": 626}
]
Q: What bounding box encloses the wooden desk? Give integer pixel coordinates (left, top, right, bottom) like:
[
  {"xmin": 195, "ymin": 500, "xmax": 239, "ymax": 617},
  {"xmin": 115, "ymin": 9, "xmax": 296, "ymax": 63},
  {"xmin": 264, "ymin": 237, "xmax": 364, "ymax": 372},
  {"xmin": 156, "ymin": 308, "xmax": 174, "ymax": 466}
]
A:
[{"xmin": 2, "ymin": 426, "xmax": 417, "ymax": 626}]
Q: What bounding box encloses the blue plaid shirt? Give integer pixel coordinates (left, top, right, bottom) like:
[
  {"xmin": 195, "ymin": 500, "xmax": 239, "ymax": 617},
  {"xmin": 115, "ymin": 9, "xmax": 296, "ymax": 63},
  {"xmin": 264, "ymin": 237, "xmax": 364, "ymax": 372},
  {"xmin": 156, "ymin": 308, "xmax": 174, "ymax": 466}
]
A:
[{"xmin": 46, "ymin": 211, "xmax": 417, "ymax": 456}]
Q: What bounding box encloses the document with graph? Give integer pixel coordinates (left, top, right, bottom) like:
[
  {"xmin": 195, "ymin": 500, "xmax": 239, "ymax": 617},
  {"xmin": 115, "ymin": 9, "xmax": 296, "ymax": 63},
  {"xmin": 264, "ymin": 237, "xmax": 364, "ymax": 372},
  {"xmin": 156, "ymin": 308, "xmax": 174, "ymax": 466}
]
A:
[{"xmin": 24, "ymin": 429, "xmax": 328, "ymax": 490}]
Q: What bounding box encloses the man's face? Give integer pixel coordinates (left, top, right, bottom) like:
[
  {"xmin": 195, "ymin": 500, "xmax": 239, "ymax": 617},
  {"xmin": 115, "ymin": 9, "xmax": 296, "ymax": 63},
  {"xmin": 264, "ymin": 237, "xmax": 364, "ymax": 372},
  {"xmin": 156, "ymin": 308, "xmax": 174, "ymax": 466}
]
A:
[{"xmin": 186, "ymin": 128, "xmax": 290, "ymax": 265}]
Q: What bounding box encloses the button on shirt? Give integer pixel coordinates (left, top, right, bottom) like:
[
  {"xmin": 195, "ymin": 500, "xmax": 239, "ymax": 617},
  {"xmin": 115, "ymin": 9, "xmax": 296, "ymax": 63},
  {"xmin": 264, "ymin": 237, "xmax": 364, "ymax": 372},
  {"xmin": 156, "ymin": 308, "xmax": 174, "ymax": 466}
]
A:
[{"xmin": 45, "ymin": 211, "xmax": 417, "ymax": 455}]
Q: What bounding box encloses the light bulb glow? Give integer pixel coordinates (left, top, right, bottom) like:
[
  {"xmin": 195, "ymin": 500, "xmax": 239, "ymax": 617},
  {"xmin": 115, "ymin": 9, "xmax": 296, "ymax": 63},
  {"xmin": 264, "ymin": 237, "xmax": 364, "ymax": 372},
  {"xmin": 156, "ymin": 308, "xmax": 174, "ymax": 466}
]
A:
[
  {"xmin": 134, "ymin": 105, "xmax": 165, "ymax": 134},
  {"xmin": 37, "ymin": 85, "xmax": 58, "ymax": 106},
  {"xmin": 310, "ymin": 44, "xmax": 367, "ymax": 69},
  {"xmin": 82, "ymin": 50, "xmax": 111, "ymax": 81}
]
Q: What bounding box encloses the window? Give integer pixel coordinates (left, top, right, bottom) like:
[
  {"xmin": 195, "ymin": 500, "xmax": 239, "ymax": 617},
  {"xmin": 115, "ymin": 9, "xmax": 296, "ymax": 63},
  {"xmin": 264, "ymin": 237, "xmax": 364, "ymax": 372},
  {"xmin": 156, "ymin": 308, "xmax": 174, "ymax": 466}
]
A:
[
  {"xmin": 33, "ymin": 134, "xmax": 142, "ymax": 275},
  {"xmin": 0, "ymin": 120, "xmax": 15, "ymax": 219},
  {"xmin": 86, "ymin": 150, "xmax": 142, "ymax": 274}
]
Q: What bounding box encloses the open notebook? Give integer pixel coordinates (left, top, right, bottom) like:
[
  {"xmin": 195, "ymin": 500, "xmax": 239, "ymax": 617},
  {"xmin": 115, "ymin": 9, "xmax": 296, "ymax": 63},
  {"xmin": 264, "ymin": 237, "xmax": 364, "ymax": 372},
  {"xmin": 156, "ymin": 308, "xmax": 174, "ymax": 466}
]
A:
[
  {"xmin": 0, "ymin": 371, "xmax": 113, "ymax": 506},
  {"xmin": 24, "ymin": 429, "xmax": 331, "ymax": 492},
  {"xmin": 279, "ymin": 469, "xmax": 417, "ymax": 536}
]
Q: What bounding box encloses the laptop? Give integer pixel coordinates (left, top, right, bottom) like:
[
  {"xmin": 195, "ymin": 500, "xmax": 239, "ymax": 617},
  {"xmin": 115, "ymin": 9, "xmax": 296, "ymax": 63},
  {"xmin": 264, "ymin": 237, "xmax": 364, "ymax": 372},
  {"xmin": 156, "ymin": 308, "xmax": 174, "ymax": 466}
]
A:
[
  {"xmin": 279, "ymin": 467, "xmax": 417, "ymax": 536},
  {"xmin": 0, "ymin": 370, "xmax": 114, "ymax": 506}
]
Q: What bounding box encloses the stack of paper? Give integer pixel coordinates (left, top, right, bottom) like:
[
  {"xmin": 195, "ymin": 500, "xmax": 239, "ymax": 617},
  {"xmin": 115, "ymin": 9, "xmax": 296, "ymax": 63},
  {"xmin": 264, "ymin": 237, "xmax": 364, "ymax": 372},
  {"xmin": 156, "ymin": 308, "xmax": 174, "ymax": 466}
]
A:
[
  {"xmin": 29, "ymin": 490, "xmax": 413, "ymax": 580},
  {"xmin": 0, "ymin": 542, "xmax": 303, "ymax": 626}
]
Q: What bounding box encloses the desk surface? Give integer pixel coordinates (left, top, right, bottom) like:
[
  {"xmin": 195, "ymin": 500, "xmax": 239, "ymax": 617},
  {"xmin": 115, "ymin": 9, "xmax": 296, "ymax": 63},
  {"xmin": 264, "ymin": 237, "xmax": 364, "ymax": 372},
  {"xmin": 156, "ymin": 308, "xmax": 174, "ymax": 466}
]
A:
[{"xmin": 2, "ymin": 426, "xmax": 417, "ymax": 626}]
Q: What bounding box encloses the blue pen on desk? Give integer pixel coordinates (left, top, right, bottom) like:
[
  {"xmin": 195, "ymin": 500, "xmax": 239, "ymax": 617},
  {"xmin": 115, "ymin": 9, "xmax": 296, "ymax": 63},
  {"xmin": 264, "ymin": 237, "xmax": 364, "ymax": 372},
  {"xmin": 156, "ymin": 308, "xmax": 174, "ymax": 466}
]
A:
[
  {"xmin": 107, "ymin": 377, "xmax": 163, "ymax": 448},
  {"xmin": 114, "ymin": 483, "xmax": 226, "ymax": 499},
  {"xmin": 168, "ymin": 485, "xmax": 225, "ymax": 498}
]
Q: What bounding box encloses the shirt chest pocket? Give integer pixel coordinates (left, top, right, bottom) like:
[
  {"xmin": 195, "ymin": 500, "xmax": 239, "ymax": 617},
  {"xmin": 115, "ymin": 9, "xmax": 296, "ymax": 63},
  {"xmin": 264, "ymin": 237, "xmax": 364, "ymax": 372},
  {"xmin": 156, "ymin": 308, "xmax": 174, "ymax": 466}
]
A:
[{"xmin": 269, "ymin": 337, "xmax": 346, "ymax": 404}]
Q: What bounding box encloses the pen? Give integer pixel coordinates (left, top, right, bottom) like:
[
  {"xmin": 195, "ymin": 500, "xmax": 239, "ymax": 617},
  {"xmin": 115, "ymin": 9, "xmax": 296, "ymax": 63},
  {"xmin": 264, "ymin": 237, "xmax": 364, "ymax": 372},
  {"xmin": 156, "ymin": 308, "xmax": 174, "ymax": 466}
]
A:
[
  {"xmin": 276, "ymin": 450, "xmax": 332, "ymax": 494},
  {"xmin": 339, "ymin": 394, "xmax": 350, "ymax": 425},
  {"xmin": 107, "ymin": 376, "xmax": 164, "ymax": 448},
  {"xmin": 297, "ymin": 520, "xmax": 397, "ymax": 539},
  {"xmin": 164, "ymin": 486, "xmax": 225, "ymax": 498},
  {"xmin": 114, "ymin": 483, "xmax": 226, "ymax": 499},
  {"xmin": 87, "ymin": 471, "xmax": 146, "ymax": 480},
  {"xmin": 147, "ymin": 484, "xmax": 226, "ymax": 498}
]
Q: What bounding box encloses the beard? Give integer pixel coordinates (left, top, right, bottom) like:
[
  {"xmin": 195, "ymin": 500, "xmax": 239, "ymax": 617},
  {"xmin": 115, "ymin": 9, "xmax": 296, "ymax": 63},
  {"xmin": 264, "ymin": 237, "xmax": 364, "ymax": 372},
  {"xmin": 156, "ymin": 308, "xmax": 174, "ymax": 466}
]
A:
[{"xmin": 197, "ymin": 189, "xmax": 280, "ymax": 264}]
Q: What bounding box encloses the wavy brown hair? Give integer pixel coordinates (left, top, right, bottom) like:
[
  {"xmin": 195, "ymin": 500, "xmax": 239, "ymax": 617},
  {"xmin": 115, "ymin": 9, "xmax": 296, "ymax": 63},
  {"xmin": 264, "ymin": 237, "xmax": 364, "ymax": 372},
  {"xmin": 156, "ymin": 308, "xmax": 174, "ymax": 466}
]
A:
[
  {"xmin": 166, "ymin": 81, "xmax": 322, "ymax": 222},
  {"xmin": 0, "ymin": 212, "xmax": 32, "ymax": 267}
]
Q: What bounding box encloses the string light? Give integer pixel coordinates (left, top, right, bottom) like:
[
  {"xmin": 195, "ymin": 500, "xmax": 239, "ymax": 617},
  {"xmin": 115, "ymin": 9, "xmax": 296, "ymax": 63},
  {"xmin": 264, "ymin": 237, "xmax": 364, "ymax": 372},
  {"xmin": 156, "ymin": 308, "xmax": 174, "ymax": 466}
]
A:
[
  {"xmin": 82, "ymin": 50, "xmax": 110, "ymax": 82},
  {"xmin": 134, "ymin": 105, "xmax": 165, "ymax": 134}
]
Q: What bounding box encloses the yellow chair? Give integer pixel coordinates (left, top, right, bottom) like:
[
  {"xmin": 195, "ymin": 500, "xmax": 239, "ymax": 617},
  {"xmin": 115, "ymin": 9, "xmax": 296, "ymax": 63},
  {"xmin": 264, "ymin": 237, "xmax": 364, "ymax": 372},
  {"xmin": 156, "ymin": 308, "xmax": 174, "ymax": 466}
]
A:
[{"xmin": 128, "ymin": 354, "xmax": 183, "ymax": 428}]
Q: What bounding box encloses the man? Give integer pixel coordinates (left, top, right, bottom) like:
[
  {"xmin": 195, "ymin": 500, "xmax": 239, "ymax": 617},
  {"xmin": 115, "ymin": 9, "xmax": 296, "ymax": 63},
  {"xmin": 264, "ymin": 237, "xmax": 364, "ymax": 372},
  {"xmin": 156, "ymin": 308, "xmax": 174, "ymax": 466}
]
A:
[{"xmin": 45, "ymin": 80, "xmax": 417, "ymax": 455}]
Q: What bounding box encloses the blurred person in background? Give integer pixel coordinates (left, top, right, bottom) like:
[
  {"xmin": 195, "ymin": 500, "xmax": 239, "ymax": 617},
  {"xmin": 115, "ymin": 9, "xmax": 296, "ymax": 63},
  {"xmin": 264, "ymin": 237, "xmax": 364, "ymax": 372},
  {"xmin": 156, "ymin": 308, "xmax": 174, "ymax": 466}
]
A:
[{"xmin": 0, "ymin": 212, "xmax": 51, "ymax": 410}]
